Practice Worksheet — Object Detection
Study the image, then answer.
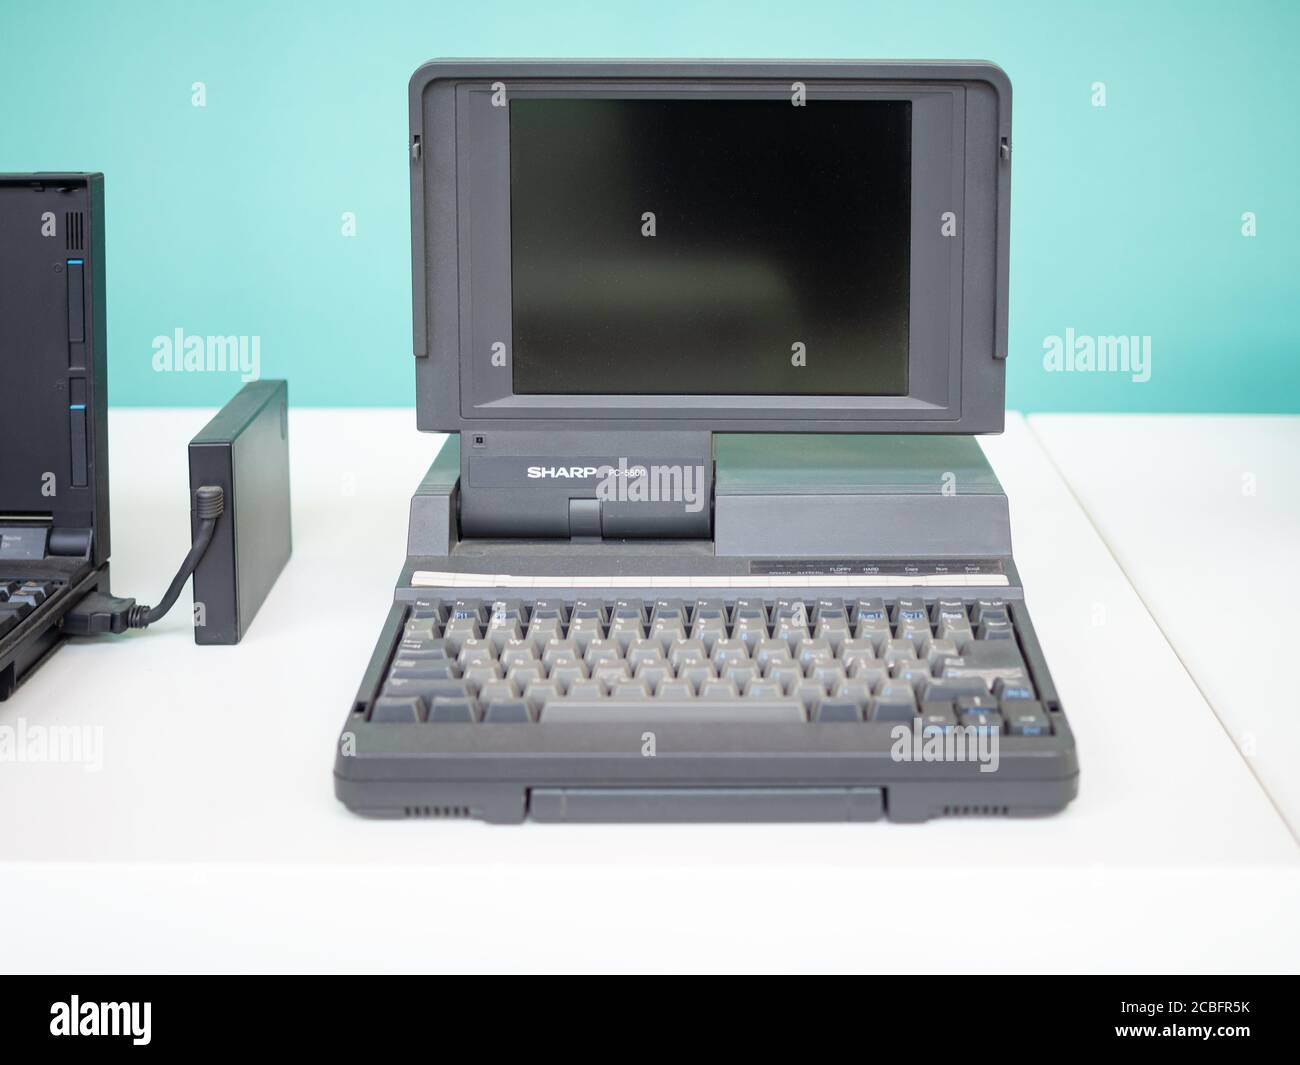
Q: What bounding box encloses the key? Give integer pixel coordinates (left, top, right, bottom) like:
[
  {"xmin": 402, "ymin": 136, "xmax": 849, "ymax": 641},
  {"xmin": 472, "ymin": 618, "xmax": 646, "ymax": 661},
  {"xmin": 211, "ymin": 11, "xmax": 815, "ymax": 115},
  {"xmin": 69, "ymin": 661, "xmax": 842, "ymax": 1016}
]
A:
[
  {"xmin": 1003, "ymin": 701, "xmax": 1052, "ymax": 736},
  {"xmin": 931, "ymin": 599, "xmax": 968, "ymax": 625},
  {"xmin": 505, "ymin": 660, "xmax": 545, "ymax": 688},
  {"xmin": 939, "ymin": 618, "xmax": 975, "ymax": 644},
  {"xmin": 852, "ymin": 598, "xmax": 888, "ymax": 624},
  {"xmin": 731, "ymin": 616, "xmax": 768, "ymax": 651},
  {"xmin": 892, "ymin": 597, "xmax": 928, "ymax": 623},
  {"xmin": 408, "ymin": 597, "xmax": 445, "ymax": 621},
  {"xmin": 833, "ymin": 679, "xmax": 873, "ymax": 708},
  {"xmin": 839, "ymin": 638, "xmax": 879, "ymax": 669},
  {"xmin": 487, "ymin": 598, "xmax": 526, "ymax": 624},
  {"xmin": 790, "ymin": 681, "xmax": 825, "ymax": 715},
  {"xmin": 764, "ymin": 662, "xmax": 802, "ymax": 693},
  {"xmin": 971, "ymin": 599, "xmax": 1007, "ymax": 624},
  {"xmin": 549, "ymin": 661, "xmax": 590, "ymax": 692},
  {"xmin": 774, "ymin": 618, "xmax": 811, "ymax": 651},
  {"xmin": 732, "ymin": 599, "xmax": 769, "ymax": 625},
  {"xmin": 522, "ymin": 680, "xmax": 563, "ymax": 714},
  {"xmin": 627, "ymin": 639, "xmax": 666, "ymax": 669},
  {"xmin": 956, "ymin": 694, "xmax": 1000, "ymax": 713},
  {"xmin": 607, "ymin": 679, "xmax": 650, "ymax": 699},
  {"xmin": 583, "ymin": 638, "xmax": 621, "ymax": 668},
  {"xmin": 796, "ymin": 637, "xmax": 834, "ymax": 669},
  {"xmin": 960, "ymin": 710, "xmax": 1004, "ymax": 734},
  {"xmin": 430, "ymin": 696, "xmax": 479, "ymax": 723},
  {"xmin": 391, "ymin": 659, "xmax": 461, "ymax": 681},
  {"xmin": 456, "ymin": 637, "xmax": 495, "ymax": 667},
  {"xmin": 882, "ymin": 639, "xmax": 917, "ymax": 666},
  {"xmin": 449, "ymin": 599, "xmax": 487, "ymax": 623},
  {"xmin": 677, "ymin": 662, "xmax": 716, "ymax": 692},
  {"xmin": 655, "ymin": 680, "xmax": 694, "ymax": 700},
  {"xmin": 478, "ymin": 679, "xmax": 519, "ymax": 705},
  {"xmin": 485, "ymin": 618, "xmax": 523, "ymax": 652},
  {"xmin": 754, "ymin": 637, "xmax": 794, "ymax": 670},
  {"xmin": 847, "ymin": 658, "xmax": 888, "ymax": 690},
  {"xmin": 382, "ymin": 677, "xmax": 471, "ymax": 703},
  {"xmin": 941, "ymin": 641, "xmax": 1029, "ymax": 686},
  {"xmin": 482, "ymin": 699, "xmax": 534, "ymax": 723},
  {"xmin": 925, "ymin": 638, "xmax": 960, "ymax": 670},
  {"xmin": 976, "ymin": 620, "xmax": 1015, "ymax": 641},
  {"xmin": 814, "ymin": 617, "xmax": 851, "ymax": 653},
  {"xmin": 669, "ymin": 639, "xmax": 709, "ymax": 670},
  {"xmin": 463, "ymin": 664, "xmax": 504, "ymax": 693},
  {"xmin": 541, "ymin": 700, "xmax": 806, "ymax": 723},
  {"xmin": 921, "ymin": 678, "xmax": 990, "ymax": 704},
  {"xmin": 895, "ymin": 619, "xmax": 931, "ymax": 650},
  {"xmin": 611, "ymin": 598, "xmax": 647, "ymax": 624},
  {"xmin": 542, "ymin": 639, "xmax": 582, "ymax": 669},
  {"xmin": 499, "ymin": 639, "xmax": 538, "ymax": 669},
  {"xmin": 592, "ymin": 662, "xmax": 632, "ymax": 689},
  {"xmin": 699, "ymin": 679, "xmax": 739, "ymax": 700},
  {"xmin": 919, "ymin": 705, "xmax": 958, "ymax": 735},
  {"xmin": 442, "ymin": 620, "xmax": 481, "ymax": 654},
  {"xmin": 530, "ymin": 599, "xmax": 569, "ymax": 623},
  {"xmin": 710, "ymin": 638, "xmax": 751, "ymax": 670},
  {"xmin": 649, "ymin": 619, "xmax": 687, "ymax": 653},
  {"xmin": 634, "ymin": 661, "xmax": 672, "ymax": 691},
  {"xmin": 526, "ymin": 617, "xmax": 563, "ymax": 651},
  {"xmin": 814, "ymin": 699, "xmax": 862, "ymax": 723},
  {"xmin": 403, "ymin": 618, "xmax": 440, "ymax": 642},
  {"xmin": 608, "ymin": 618, "xmax": 645, "ymax": 653},
  {"xmin": 568, "ymin": 618, "xmax": 604, "ymax": 654},
  {"xmin": 650, "ymin": 598, "xmax": 687, "ymax": 625},
  {"xmin": 722, "ymin": 662, "xmax": 759, "ymax": 689},
  {"xmin": 10, "ymin": 585, "xmax": 48, "ymax": 607},
  {"xmin": 808, "ymin": 663, "xmax": 847, "ymax": 692},
  {"xmin": 994, "ymin": 677, "xmax": 1036, "ymax": 701},
  {"xmin": 565, "ymin": 680, "xmax": 604, "ymax": 700},
  {"xmin": 571, "ymin": 598, "xmax": 608, "ymax": 623},
  {"xmin": 870, "ymin": 682, "xmax": 917, "ymax": 721},
  {"xmin": 743, "ymin": 678, "xmax": 785, "ymax": 699},
  {"xmin": 370, "ymin": 696, "xmax": 426, "ymax": 723},
  {"xmin": 890, "ymin": 659, "xmax": 932, "ymax": 691}
]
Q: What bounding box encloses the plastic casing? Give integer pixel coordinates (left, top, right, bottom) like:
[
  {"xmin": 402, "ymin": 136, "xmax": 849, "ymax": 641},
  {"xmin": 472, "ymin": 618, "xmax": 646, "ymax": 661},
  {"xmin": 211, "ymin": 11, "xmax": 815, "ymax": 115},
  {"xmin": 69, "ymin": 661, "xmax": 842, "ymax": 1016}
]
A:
[{"xmin": 408, "ymin": 60, "xmax": 1012, "ymax": 435}]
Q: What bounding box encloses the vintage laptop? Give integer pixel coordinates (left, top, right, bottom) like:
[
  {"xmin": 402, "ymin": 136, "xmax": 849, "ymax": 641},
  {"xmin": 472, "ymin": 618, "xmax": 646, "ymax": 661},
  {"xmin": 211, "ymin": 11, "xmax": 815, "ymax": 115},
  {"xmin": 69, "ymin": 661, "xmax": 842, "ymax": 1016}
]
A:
[
  {"xmin": 334, "ymin": 60, "xmax": 1080, "ymax": 822},
  {"xmin": 0, "ymin": 174, "xmax": 112, "ymax": 699}
]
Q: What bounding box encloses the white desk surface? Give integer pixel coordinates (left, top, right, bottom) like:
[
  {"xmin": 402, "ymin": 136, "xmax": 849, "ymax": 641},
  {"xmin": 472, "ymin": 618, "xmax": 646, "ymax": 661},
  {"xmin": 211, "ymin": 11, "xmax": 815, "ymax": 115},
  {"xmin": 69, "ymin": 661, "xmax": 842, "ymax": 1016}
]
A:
[
  {"xmin": 1031, "ymin": 413, "xmax": 1300, "ymax": 838},
  {"xmin": 1, "ymin": 410, "xmax": 1295, "ymax": 974}
]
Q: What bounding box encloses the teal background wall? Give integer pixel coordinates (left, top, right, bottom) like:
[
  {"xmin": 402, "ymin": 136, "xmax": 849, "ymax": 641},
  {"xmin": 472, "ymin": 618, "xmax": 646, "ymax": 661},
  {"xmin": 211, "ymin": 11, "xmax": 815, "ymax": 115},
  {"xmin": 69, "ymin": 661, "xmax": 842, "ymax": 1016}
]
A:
[{"xmin": 2, "ymin": 0, "xmax": 1296, "ymax": 411}]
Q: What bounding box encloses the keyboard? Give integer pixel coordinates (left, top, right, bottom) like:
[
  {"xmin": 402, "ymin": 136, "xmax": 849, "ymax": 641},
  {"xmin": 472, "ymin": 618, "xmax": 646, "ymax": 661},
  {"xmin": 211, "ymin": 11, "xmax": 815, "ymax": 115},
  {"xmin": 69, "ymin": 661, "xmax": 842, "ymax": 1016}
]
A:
[
  {"xmin": 0, "ymin": 578, "xmax": 64, "ymax": 639},
  {"xmin": 369, "ymin": 594, "xmax": 1054, "ymax": 736}
]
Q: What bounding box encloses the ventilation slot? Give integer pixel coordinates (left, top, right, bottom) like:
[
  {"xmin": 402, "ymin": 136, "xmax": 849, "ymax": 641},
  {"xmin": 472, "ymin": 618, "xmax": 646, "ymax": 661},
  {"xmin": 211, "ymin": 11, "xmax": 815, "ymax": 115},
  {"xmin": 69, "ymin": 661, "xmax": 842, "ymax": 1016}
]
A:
[
  {"xmin": 403, "ymin": 805, "xmax": 471, "ymax": 819},
  {"xmin": 941, "ymin": 804, "xmax": 1009, "ymax": 818},
  {"xmin": 65, "ymin": 212, "xmax": 84, "ymax": 251}
]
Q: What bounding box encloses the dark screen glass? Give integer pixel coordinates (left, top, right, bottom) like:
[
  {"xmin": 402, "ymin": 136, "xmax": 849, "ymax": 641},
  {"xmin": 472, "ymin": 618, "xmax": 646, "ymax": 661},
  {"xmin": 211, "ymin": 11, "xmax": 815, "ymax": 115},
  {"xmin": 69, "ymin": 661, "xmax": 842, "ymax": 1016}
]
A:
[{"xmin": 508, "ymin": 97, "xmax": 911, "ymax": 396}]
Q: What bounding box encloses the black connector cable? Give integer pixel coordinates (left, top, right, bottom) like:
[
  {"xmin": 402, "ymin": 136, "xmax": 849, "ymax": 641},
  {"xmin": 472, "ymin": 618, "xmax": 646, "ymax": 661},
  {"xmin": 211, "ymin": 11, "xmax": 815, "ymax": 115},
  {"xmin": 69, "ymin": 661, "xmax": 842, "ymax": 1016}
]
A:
[{"xmin": 62, "ymin": 486, "xmax": 225, "ymax": 636}]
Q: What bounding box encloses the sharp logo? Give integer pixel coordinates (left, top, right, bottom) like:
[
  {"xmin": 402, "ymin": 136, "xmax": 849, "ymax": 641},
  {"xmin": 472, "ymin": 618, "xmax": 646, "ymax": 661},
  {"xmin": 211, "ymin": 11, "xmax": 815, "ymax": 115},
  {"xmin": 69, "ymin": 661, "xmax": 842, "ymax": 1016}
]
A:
[{"xmin": 526, "ymin": 464, "xmax": 645, "ymax": 479}]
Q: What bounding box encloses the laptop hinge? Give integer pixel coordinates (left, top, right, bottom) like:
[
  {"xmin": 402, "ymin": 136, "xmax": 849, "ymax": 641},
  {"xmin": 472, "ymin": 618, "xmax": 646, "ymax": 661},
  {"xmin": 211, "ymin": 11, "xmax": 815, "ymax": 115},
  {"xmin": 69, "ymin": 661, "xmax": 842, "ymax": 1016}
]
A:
[{"xmin": 457, "ymin": 430, "xmax": 714, "ymax": 541}]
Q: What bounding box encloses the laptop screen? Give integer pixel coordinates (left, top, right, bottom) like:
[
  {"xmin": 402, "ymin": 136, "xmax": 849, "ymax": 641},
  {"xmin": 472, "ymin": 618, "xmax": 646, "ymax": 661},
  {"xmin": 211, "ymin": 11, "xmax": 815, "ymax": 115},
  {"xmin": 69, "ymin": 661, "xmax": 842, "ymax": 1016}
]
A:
[{"xmin": 507, "ymin": 97, "xmax": 912, "ymax": 397}]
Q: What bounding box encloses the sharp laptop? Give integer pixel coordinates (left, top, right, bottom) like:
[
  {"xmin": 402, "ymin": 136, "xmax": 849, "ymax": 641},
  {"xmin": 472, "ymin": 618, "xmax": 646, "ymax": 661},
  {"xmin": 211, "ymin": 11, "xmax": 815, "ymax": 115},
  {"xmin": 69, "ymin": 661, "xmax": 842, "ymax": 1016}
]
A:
[
  {"xmin": 0, "ymin": 174, "xmax": 112, "ymax": 699},
  {"xmin": 334, "ymin": 60, "xmax": 1080, "ymax": 822}
]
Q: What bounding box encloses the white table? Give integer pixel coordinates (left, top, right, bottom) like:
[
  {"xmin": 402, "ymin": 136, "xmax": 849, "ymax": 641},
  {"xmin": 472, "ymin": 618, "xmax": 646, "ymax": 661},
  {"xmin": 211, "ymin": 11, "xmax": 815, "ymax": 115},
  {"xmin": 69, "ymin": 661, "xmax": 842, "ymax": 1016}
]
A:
[
  {"xmin": 1, "ymin": 410, "xmax": 1295, "ymax": 973},
  {"xmin": 1031, "ymin": 414, "xmax": 1300, "ymax": 838}
]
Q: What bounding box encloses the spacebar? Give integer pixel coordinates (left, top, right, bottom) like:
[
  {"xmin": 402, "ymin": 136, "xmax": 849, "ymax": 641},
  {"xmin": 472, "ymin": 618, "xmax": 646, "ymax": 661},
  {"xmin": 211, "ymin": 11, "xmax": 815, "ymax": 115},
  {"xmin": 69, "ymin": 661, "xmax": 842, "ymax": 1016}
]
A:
[{"xmin": 541, "ymin": 700, "xmax": 807, "ymax": 723}]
